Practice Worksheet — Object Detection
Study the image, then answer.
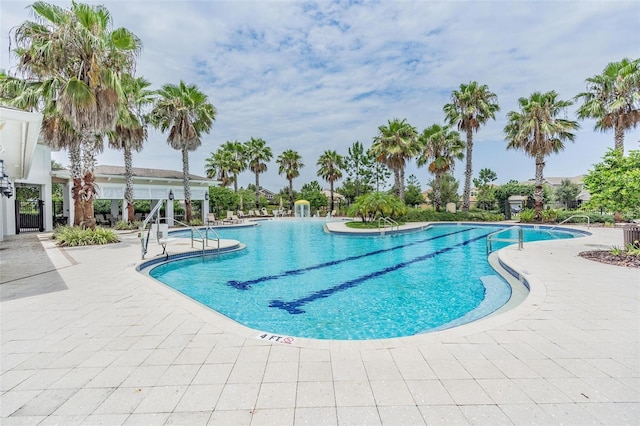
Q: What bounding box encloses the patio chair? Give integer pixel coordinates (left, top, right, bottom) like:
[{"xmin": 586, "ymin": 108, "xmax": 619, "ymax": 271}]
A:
[
  {"xmin": 206, "ymin": 213, "xmax": 221, "ymax": 226},
  {"xmin": 261, "ymin": 207, "xmax": 271, "ymax": 217}
]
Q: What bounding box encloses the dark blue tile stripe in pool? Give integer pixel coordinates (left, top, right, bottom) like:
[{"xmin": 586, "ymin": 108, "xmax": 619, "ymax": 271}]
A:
[
  {"xmin": 269, "ymin": 231, "xmax": 494, "ymax": 314},
  {"xmin": 227, "ymin": 228, "xmax": 473, "ymax": 290}
]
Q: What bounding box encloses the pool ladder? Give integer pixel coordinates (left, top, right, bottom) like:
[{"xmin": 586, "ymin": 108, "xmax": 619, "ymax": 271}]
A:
[
  {"xmin": 486, "ymin": 226, "xmax": 523, "ymax": 254},
  {"xmin": 140, "ymin": 203, "xmax": 221, "ymax": 259},
  {"xmin": 549, "ymin": 215, "xmax": 590, "ymax": 230},
  {"xmin": 378, "ymin": 216, "xmax": 399, "ymax": 234}
]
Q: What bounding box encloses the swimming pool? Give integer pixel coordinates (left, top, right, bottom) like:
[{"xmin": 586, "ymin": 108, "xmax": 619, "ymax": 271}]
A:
[{"xmin": 147, "ymin": 221, "xmax": 578, "ymax": 340}]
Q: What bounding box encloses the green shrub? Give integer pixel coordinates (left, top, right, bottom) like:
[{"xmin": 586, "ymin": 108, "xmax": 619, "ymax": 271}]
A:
[
  {"xmin": 52, "ymin": 226, "xmax": 120, "ymax": 246},
  {"xmin": 518, "ymin": 209, "xmax": 536, "ymax": 223},
  {"xmin": 114, "ymin": 220, "xmax": 141, "ymax": 230},
  {"xmin": 400, "ymin": 209, "xmax": 504, "ymax": 223},
  {"xmin": 541, "ymin": 209, "xmax": 559, "ymax": 223},
  {"xmin": 189, "ymin": 218, "xmax": 203, "ymax": 226}
]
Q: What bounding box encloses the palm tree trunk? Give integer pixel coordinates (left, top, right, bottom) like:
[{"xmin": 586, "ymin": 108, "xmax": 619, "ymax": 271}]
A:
[
  {"xmin": 233, "ymin": 173, "xmax": 238, "ymax": 193},
  {"xmin": 330, "ymin": 180, "xmax": 335, "ymax": 212},
  {"xmin": 70, "ymin": 143, "xmax": 83, "ymax": 226},
  {"xmin": 462, "ymin": 129, "xmax": 473, "ymax": 211},
  {"xmin": 434, "ymin": 173, "xmax": 442, "ymax": 212},
  {"xmin": 124, "ymin": 145, "xmax": 135, "ymax": 222},
  {"xmin": 255, "ymin": 172, "xmax": 260, "ymax": 208},
  {"xmin": 393, "ymin": 168, "xmax": 400, "ymax": 198},
  {"xmin": 534, "ymin": 152, "xmax": 545, "ymax": 221},
  {"xmin": 182, "ymin": 147, "xmax": 192, "ymax": 223},
  {"xmin": 399, "ymin": 166, "xmax": 405, "ymax": 201},
  {"xmin": 288, "ymin": 179, "xmax": 294, "ymax": 211},
  {"xmin": 614, "ymin": 120, "xmax": 624, "ymax": 152},
  {"xmin": 81, "ymin": 133, "xmax": 99, "ymax": 230}
]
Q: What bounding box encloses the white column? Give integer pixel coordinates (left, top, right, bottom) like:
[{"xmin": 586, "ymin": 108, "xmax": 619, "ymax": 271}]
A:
[
  {"xmin": 41, "ymin": 182, "xmax": 53, "ymax": 231},
  {"xmin": 65, "ymin": 182, "xmax": 73, "ymax": 226},
  {"xmin": 167, "ymin": 198, "xmax": 174, "ymax": 226},
  {"xmin": 202, "ymin": 199, "xmax": 209, "ymax": 223}
]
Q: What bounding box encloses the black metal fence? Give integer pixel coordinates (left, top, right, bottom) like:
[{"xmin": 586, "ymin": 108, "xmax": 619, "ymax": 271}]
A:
[{"xmin": 15, "ymin": 200, "xmax": 44, "ymax": 233}]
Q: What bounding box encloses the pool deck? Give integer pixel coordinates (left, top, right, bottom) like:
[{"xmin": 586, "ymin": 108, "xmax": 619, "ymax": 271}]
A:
[{"xmin": 1, "ymin": 222, "xmax": 638, "ymax": 425}]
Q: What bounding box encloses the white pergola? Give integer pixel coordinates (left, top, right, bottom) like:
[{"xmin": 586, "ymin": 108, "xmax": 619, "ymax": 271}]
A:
[{"xmin": 51, "ymin": 165, "xmax": 216, "ymax": 226}]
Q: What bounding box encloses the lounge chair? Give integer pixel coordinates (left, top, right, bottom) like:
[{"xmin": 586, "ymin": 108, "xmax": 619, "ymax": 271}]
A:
[
  {"xmin": 237, "ymin": 210, "xmax": 246, "ymax": 219},
  {"xmin": 206, "ymin": 213, "xmax": 221, "ymax": 226},
  {"xmin": 224, "ymin": 211, "xmax": 242, "ymax": 224},
  {"xmin": 247, "ymin": 210, "xmax": 255, "ymax": 217},
  {"xmin": 261, "ymin": 207, "xmax": 271, "ymax": 217}
]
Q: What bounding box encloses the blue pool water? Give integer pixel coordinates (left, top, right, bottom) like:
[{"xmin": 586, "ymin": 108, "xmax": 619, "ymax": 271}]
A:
[{"xmin": 148, "ymin": 221, "xmax": 577, "ymax": 340}]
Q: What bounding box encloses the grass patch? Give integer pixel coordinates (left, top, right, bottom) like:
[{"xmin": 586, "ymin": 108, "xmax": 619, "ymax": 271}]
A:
[{"xmin": 345, "ymin": 221, "xmax": 405, "ymax": 229}]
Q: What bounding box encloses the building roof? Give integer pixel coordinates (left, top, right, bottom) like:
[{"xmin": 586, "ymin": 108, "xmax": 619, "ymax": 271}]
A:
[
  {"xmin": 520, "ymin": 175, "xmax": 585, "ymax": 186},
  {"xmin": 94, "ymin": 165, "xmax": 211, "ymax": 181},
  {"xmin": 0, "ymin": 106, "xmax": 44, "ymax": 180}
]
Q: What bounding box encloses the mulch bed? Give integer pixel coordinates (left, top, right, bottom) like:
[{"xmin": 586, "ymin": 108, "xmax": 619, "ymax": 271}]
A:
[{"xmin": 579, "ymin": 251, "xmax": 640, "ymax": 269}]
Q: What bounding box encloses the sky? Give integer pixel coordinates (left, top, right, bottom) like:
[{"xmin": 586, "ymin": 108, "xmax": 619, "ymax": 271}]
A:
[{"xmin": 2, "ymin": 0, "xmax": 639, "ymax": 193}]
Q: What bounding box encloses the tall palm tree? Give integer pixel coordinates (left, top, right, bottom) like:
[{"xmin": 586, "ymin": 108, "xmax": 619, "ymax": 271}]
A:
[
  {"xmin": 107, "ymin": 74, "xmax": 154, "ymax": 222},
  {"xmin": 444, "ymin": 81, "xmax": 500, "ymax": 211},
  {"xmin": 244, "ymin": 137, "xmax": 272, "ymax": 208},
  {"xmin": 13, "ymin": 1, "xmax": 142, "ymax": 228},
  {"xmin": 276, "ymin": 149, "xmax": 304, "ymax": 210},
  {"xmin": 150, "ymin": 81, "xmax": 216, "ymax": 222},
  {"xmin": 504, "ymin": 91, "xmax": 579, "ymax": 220},
  {"xmin": 205, "ymin": 148, "xmax": 234, "ymax": 188},
  {"xmin": 221, "ymin": 140, "xmax": 247, "ymax": 193},
  {"xmin": 576, "ymin": 58, "xmax": 640, "ymax": 152},
  {"xmin": 417, "ymin": 124, "xmax": 465, "ymax": 212},
  {"xmin": 370, "ymin": 118, "xmax": 419, "ymax": 200},
  {"xmin": 317, "ymin": 150, "xmax": 346, "ymax": 212}
]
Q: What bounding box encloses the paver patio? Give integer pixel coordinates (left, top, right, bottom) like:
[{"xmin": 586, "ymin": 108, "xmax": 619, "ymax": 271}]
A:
[{"xmin": 1, "ymin": 224, "xmax": 638, "ymax": 425}]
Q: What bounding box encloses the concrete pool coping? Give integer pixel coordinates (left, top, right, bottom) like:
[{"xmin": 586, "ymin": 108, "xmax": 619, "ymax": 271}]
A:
[{"xmin": 1, "ymin": 223, "xmax": 638, "ymax": 425}]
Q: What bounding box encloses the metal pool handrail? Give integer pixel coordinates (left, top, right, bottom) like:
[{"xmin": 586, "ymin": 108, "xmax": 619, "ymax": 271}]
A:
[
  {"xmin": 486, "ymin": 225, "xmax": 523, "ymax": 254},
  {"xmin": 140, "ymin": 201, "xmax": 166, "ymax": 259},
  {"xmin": 549, "ymin": 214, "xmax": 590, "ymax": 230},
  {"xmin": 169, "ymin": 219, "xmax": 220, "ymax": 256},
  {"xmin": 378, "ymin": 216, "xmax": 399, "ymax": 233}
]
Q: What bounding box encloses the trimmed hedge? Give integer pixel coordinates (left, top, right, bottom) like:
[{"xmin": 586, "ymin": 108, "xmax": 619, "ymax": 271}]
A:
[{"xmin": 401, "ymin": 210, "xmax": 505, "ymax": 223}]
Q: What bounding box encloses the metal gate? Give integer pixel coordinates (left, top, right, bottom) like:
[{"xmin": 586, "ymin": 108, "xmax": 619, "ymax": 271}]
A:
[{"xmin": 15, "ymin": 200, "xmax": 44, "ymax": 233}]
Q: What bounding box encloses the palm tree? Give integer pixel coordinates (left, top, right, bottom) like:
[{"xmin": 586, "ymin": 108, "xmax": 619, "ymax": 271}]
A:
[
  {"xmin": 276, "ymin": 149, "xmax": 304, "ymax": 211},
  {"xmin": 444, "ymin": 81, "xmax": 500, "ymax": 211},
  {"xmin": 370, "ymin": 118, "xmax": 419, "ymax": 200},
  {"xmin": 504, "ymin": 91, "xmax": 579, "ymax": 220},
  {"xmin": 317, "ymin": 150, "xmax": 346, "ymax": 212},
  {"xmin": 417, "ymin": 124, "xmax": 465, "ymax": 211},
  {"xmin": 576, "ymin": 58, "xmax": 640, "ymax": 152},
  {"xmin": 244, "ymin": 137, "xmax": 272, "ymax": 208},
  {"xmin": 205, "ymin": 148, "xmax": 234, "ymax": 188},
  {"xmin": 150, "ymin": 81, "xmax": 216, "ymax": 222},
  {"xmin": 221, "ymin": 140, "xmax": 247, "ymax": 193},
  {"xmin": 13, "ymin": 1, "xmax": 142, "ymax": 228},
  {"xmin": 107, "ymin": 74, "xmax": 154, "ymax": 222}
]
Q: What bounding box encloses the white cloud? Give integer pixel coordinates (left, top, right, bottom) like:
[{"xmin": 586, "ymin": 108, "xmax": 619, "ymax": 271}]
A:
[{"xmin": 2, "ymin": 0, "xmax": 639, "ymax": 193}]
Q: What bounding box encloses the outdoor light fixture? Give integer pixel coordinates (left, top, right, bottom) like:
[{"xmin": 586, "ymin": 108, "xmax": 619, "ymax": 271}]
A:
[
  {"xmin": 0, "ymin": 160, "xmax": 11, "ymax": 198},
  {"xmin": 204, "ymin": 192, "xmax": 209, "ymax": 201},
  {"xmin": 3, "ymin": 182, "xmax": 13, "ymax": 198},
  {"xmin": 168, "ymin": 189, "xmax": 174, "ymax": 200}
]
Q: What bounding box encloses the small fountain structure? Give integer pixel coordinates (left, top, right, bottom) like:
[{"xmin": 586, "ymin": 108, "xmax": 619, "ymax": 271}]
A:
[{"xmin": 294, "ymin": 200, "xmax": 311, "ymax": 218}]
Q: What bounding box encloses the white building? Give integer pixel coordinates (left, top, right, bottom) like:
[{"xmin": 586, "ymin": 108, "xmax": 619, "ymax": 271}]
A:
[{"xmin": 0, "ymin": 106, "xmax": 48, "ymax": 241}]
